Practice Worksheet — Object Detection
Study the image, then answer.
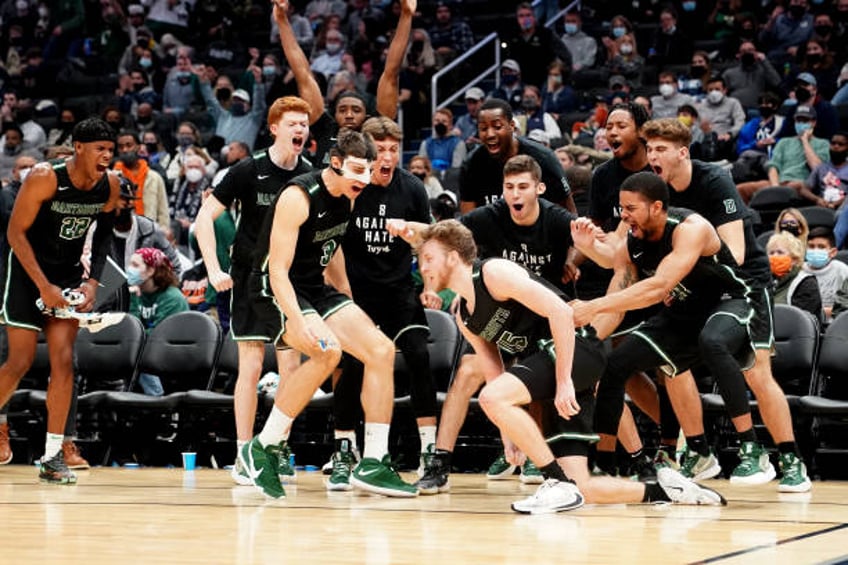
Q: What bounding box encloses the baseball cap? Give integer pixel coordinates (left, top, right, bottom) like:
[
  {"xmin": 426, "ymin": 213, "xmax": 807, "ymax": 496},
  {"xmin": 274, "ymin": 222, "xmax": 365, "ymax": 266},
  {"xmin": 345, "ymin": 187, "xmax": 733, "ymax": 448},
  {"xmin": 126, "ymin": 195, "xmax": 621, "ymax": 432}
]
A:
[
  {"xmin": 795, "ymin": 105, "xmax": 816, "ymax": 119},
  {"xmin": 609, "ymin": 74, "xmax": 629, "ymax": 89},
  {"xmin": 502, "ymin": 59, "xmax": 521, "ymax": 73},
  {"xmin": 128, "ymin": 4, "xmax": 145, "ymax": 15},
  {"xmin": 796, "ymin": 72, "xmax": 817, "ymax": 87},
  {"xmin": 436, "ymin": 190, "xmax": 457, "ymax": 206},
  {"xmin": 465, "ymin": 87, "xmax": 485, "ymax": 101},
  {"xmin": 232, "ymin": 89, "xmax": 251, "ymax": 102}
]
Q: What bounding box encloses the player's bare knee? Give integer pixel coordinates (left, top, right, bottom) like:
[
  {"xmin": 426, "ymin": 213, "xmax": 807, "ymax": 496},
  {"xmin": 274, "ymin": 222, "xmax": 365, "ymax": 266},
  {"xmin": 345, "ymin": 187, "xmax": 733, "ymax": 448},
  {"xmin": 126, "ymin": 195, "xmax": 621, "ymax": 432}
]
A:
[
  {"xmin": 477, "ymin": 384, "xmax": 507, "ymax": 416},
  {"xmin": 365, "ymin": 335, "xmax": 396, "ymax": 368},
  {"xmin": 2, "ymin": 352, "xmax": 35, "ymax": 378},
  {"xmin": 452, "ymin": 365, "xmax": 483, "ymax": 398},
  {"xmin": 315, "ymin": 343, "xmax": 342, "ymax": 370}
]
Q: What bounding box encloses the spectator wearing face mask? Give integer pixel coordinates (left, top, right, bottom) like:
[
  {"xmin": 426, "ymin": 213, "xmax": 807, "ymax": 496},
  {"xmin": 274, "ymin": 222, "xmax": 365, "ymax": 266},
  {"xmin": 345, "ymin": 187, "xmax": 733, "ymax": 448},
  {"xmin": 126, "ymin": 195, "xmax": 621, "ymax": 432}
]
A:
[
  {"xmin": 647, "ymin": 7, "xmax": 692, "ymax": 67},
  {"xmin": 541, "ymin": 60, "xmax": 578, "ymax": 118},
  {"xmin": 696, "ymin": 76, "xmax": 746, "ymax": 160},
  {"xmin": 604, "ymin": 34, "xmax": 644, "ymax": 87},
  {"xmin": 504, "ymin": 2, "xmax": 572, "ymax": 90},
  {"xmin": 418, "ymin": 108, "xmax": 466, "ymax": 174},
  {"xmin": 113, "ymin": 129, "xmax": 170, "ymax": 228},
  {"xmin": 800, "ymin": 131, "xmax": 848, "ymax": 209},
  {"xmin": 767, "ymin": 231, "xmax": 823, "ymax": 321},
  {"xmin": 722, "ymin": 41, "xmax": 782, "ymax": 111},
  {"xmin": 171, "ymin": 154, "xmax": 209, "ymax": 247},
  {"xmin": 759, "ymin": 0, "xmax": 814, "ymax": 64},
  {"xmin": 408, "ymin": 155, "xmax": 444, "ymax": 199},
  {"xmin": 561, "ymin": 11, "xmax": 597, "ymax": 74},
  {"xmin": 778, "ymin": 72, "xmax": 839, "ymax": 143},
  {"xmin": 803, "ymin": 226, "xmax": 848, "ymax": 320},
  {"xmin": 488, "ymin": 59, "xmax": 525, "ymax": 112},
  {"xmin": 650, "ymin": 71, "xmax": 696, "ymax": 119},
  {"xmin": 165, "ymin": 121, "xmax": 202, "ymax": 183},
  {"xmin": 199, "ymin": 63, "xmax": 267, "ymax": 150},
  {"xmin": 733, "ymin": 92, "xmax": 786, "ymax": 183},
  {"xmin": 162, "ymin": 46, "xmax": 204, "ymax": 119},
  {"xmin": 0, "ymin": 123, "xmax": 40, "ymax": 184},
  {"xmin": 774, "ymin": 207, "xmax": 810, "ymax": 246},
  {"xmin": 516, "ymin": 85, "xmax": 561, "ymax": 144}
]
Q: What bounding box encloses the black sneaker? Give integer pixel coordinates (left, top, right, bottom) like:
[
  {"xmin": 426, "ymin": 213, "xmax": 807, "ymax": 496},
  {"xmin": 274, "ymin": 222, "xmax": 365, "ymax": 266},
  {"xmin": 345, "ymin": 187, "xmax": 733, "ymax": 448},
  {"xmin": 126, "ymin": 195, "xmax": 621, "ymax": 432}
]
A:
[
  {"xmin": 39, "ymin": 450, "xmax": 77, "ymax": 485},
  {"xmin": 621, "ymin": 452, "xmax": 657, "ymax": 482},
  {"xmin": 416, "ymin": 452, "xmax": 450, "ymax": 495}
]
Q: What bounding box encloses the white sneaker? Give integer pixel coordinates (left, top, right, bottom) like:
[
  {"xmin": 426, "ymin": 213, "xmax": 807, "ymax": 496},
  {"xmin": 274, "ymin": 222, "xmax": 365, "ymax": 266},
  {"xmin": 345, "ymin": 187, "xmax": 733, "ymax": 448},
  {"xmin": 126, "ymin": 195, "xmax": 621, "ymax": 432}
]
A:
[
  {"xmin": 657, "ymin": 467, "xmax": 727, "ymax": 506},
  {"xmin": 511, "ymin": 479, "xmax": 585, "ymax": 514},
  {"xmin": 230, "ymin": 458, "xmax": 252, "ymax": 486}
]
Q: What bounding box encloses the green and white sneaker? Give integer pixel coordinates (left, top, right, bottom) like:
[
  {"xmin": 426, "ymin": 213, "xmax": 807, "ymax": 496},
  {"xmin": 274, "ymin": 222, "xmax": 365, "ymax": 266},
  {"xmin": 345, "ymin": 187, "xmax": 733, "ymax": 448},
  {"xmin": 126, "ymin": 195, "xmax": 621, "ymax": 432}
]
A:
[
  {"xmin": 519, "ymin": 460, "xmax": 544, "ymax": 484},
  {"xmin": 350, "ymin": 455, "xmax": 419, "ymax": 497},
  {"xmin": 326, "ymin": 442, "xmax": 357, "ymax": 492},
  {"xmin": 679, "ymin": 449, "xmax": 722, "ymax": 481},
  {"xmin": 38, "ymin": 450, "xmax": 77, "ymax": 485},
  {"xmin": 230, "ymin": 456, "xmax": 252, "ymax": 486},
  {"xmin": 778, "ymin": 452, "xmax": 812, "ymax": 493},
  {"xmin": 730, "ymin": 442, "xmax": 776, "ymax": 485},
  {"xmin": 486, "ymin": 453, "xmax": 517, "ymax": 480},
  {"xmin": 239, "ymin": 437, "xmax": 285, "ymax": 499},
  {"xmin": 653, "ymin": 449, "xmax": 679, "ymax": 471},
  {"xmin": 268, "ymin": 441, "xmax": 297, "ymax": 482}
]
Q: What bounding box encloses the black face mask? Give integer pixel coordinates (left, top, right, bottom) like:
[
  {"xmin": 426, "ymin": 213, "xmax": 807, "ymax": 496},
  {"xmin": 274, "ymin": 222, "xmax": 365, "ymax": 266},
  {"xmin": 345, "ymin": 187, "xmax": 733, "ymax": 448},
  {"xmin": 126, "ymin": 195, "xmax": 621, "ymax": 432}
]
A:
[
  {"xmin": 779, "ymin": 222, "xmax": 801, "ymax": 236},
  {"xmin": 814, "ymin": 25, "xmax": 833, "ymax": 36},
  {"xmin": 412, "ymin": 171, "xmax": 427, "ymax": 181},
  {"xmin": 434, "ymin": 122, "xmax": 448, "ymax": 136},
  {"xmin": 119, "ymin": 152, "xmax": 139, "ymax": 168},
  {"xmin": 136, "ymin": 114, "xmax": 152, "ymax": 125},
  {"xmin": 60, "ymin": 121, "xmax": 74, "ymax": 131},
  {"xmin": 740, "ymin": 52, "xmax": 756, "ymax": 67},
  {"xmin": 690, "ymin": 65, "xmax": 706, "ymax": 76},
  {"xmin": 806, "ymin": 53, "xmax": 823, "ymax": 65},
  {"xmin": 789, "ymin": 5, "xmax": 806, "ymax": 19},
  {"xmin": 145, "ymin": 141, "xmax": 158, "ymax": 154},
  {"xmin": 795, "ymin": 87, "xmax": 812, "ymax": 104},
  {"xmin": 759, "ymin": 105, "xmax": 776, "ymax": 118},
  {"xmin": 830, "ymin": 149, "xmax": 848, "ymax": 164},
  {"xmin": 115, "ymin": 206, "xmax": 133, "ymax": 229},
  {"xmin": 411, "ymin": 40, "xmax": 424, "ymax": 51},
  {"xmin": 107, "ymin": 120, "xmax": 122, "ymax": 131}
]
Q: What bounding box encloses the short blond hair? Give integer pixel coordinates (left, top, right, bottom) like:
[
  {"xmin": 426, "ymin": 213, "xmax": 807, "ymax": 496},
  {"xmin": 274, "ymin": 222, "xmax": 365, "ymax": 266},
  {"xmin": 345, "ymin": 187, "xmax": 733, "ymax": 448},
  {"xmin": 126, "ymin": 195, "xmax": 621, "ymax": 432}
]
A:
[
  {"xmin": 767, "ymin": 231, "xmax": 804, "ymax": 263},
  {"xmin": 419, "ymin": 219, "xmax": 477, "ymax": 264},
  {"xmin": 642, "ymin": 118, "xmax": 692, "ymax": 148}
]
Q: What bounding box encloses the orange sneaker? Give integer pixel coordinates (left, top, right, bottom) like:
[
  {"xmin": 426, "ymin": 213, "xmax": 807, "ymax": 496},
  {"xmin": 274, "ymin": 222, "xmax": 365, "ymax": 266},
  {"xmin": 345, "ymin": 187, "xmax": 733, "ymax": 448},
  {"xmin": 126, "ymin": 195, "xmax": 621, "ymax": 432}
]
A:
[
  {"xmin": 62, "ymin": 441, "xmax": 90, "ymax": 470},
  {"xmin": 0, "ymin": 423, "xmax": 12, "ymax": 465}
]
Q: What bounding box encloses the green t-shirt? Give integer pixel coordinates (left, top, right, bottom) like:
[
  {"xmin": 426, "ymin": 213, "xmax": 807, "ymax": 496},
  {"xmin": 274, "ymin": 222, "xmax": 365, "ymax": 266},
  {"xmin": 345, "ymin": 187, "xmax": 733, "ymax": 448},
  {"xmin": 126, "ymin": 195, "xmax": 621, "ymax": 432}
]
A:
[{"xmin": 130, "ymin": 285, "xmax": 190, "ymax": 332}]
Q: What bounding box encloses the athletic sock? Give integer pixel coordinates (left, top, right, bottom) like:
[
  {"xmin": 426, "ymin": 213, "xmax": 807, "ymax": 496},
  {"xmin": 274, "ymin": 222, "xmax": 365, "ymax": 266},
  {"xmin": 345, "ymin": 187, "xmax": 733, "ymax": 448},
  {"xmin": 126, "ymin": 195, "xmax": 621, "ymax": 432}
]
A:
[
  {"xmin": 777, "ymin": 441, "xmax": 799, "ymax": 456},
  {"xmin": 686, "ymin": 434, "xmax": 710, "ymax": 457},
  {"xmin": 44, "ymin": 432, "xmax": 63, "ymax": 460},
  {"xmin": 738, "ymin": 427, "xmax": 757, "ymax": 444},
  {"xmin": 595, "ymin": 449, "xmax": 617, "ymax": 474},
  {"xmin": 659, "ymin": 443, "xmax": 677, "ymax": 459},
  {"xmin": 539, "ymin": 460, "xmax": 568, "ymax": 482},
  {"xmin": 643, "ymin": 482, "xmax": 671, "ymax": 503},
  {"xmin": 419, "ymin": 425, "xmax": 436, "ymax": 453},
  {"xmin": 363, "ymin": 422, "xmax": 390, "ymax": 460},
  {"xmin": 257, "ymin": 406, "xmax": 293, "ymax": 448},
  {"xmin": 434, "ymin": 448, "xmax": 452, "ymax": 466}
]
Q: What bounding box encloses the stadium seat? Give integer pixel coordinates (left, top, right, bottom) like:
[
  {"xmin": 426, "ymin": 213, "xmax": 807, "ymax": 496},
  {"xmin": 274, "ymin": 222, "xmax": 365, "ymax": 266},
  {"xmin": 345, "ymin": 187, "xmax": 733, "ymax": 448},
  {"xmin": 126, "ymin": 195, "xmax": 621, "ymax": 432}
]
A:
[
  {"xmin": 798, "ymin": 206, "xmax": 836, "ymax": 231},
  {"xmin": 749, "ymin": 186, "xmax": 803, "ymax": 226}
]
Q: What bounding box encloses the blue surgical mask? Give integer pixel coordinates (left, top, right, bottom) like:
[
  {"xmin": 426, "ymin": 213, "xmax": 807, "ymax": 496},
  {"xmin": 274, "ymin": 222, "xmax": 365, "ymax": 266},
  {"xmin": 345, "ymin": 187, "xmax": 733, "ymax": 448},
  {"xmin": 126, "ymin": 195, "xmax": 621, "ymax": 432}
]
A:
[
  {"xmin": 682, "ymin": 1, "xmax": 696, "ymax": 12},
  {"xmin": 805, "ymin": 248, "xmax": 830, "ymax": 269},
  {"xmin": 564, "ymin": 23, "xmax": 578, "ymax": 35},
  {"xmin": 612, "ymin": 26, "xmax": 626, "ymax": 38},
  {"xmin": 795, "ymin": 122, "xmax": 812, "ymax": 136},
  {"xmin": 139, "ymin": 57, "xmax": 152, "ymax": 69},
  {"xmin": 262, "ymin": 65, "xmax": 276, "ymax": 77},
  {"xmin": 126, "ymin": 266, "xmax": 145, "ymax": 286}
]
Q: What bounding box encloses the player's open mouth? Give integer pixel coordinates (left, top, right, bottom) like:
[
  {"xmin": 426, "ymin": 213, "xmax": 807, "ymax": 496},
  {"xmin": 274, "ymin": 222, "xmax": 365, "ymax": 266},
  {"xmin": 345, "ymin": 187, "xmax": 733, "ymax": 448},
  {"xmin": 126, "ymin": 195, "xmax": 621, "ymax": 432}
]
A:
[
  {"xmin": 610, "ymin": 141, "xmax": 623, "ymax": 152},
  {"xmin": 485, "ymin": 141, "xmax": 500, "ymax": 153},
  {"xmin": 292, "ymin": 136, "xmax": 304, "ymax": 151},
  {"xmin": 96, "ymin": 164, "xmax": 109, "ymax": 172},
  {"xmin": 652, "ymin": 165, "xmax": 662, "ymax": 176},
  {"xmin": 379, "ymin": 165, "xmax": 391, "ymax": 176},
  {"xmin": 512, "ymin": 203, "xmax": 524, "ymax": 212}
]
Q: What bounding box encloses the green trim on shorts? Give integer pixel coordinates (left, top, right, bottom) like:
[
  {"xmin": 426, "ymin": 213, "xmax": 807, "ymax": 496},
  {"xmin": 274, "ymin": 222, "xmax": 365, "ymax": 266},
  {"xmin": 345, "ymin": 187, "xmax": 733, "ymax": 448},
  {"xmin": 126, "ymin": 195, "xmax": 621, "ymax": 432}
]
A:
[
  {"xmin": 630, "ymin": 329, "xmax": 678, "ymax": 377},
  {"xmin": 546, "ymin": 432, "xmax": 600, "ymax": 444}
]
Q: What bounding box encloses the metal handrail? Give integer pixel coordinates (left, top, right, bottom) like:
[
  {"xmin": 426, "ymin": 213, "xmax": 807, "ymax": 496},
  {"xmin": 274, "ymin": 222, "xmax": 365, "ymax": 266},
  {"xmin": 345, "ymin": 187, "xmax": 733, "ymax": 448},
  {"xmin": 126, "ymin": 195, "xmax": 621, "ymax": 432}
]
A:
[
  {"xmin": 545, "ymin": 0, "xmax": 581, "ymax": 29},
  {"xmin": 430, "ymin": 31, "xmax": 500, "ymax": 117}
]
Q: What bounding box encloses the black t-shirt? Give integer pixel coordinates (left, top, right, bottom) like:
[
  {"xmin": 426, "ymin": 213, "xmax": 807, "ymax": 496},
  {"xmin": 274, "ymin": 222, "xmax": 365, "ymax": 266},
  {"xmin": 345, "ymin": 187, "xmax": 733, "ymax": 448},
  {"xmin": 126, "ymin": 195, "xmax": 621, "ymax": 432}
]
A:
[
  {"xmin": 344, "ymin": 169, "xmax": 431, "ymax": 294},
  {"xmin": 253, "ymin": 170, "xmax": 351, "ymax": 296},
  {"xmin": 668, "ymin": 160, "xmax": 772, "ymax": 291},
  {"xmin": 461, "ymin": 198, "xmax": 576, "ymax": 293},
  {"xmin": 589, "ymin": 158, "xmax": 653, "ymax": 233},
  {"xmin": 459, "ymin": 137, "xmax": 571, "ymax": 207},
  {"xmin": 213, "ymin": 149, "xmax": 312, "ymax": 267}
]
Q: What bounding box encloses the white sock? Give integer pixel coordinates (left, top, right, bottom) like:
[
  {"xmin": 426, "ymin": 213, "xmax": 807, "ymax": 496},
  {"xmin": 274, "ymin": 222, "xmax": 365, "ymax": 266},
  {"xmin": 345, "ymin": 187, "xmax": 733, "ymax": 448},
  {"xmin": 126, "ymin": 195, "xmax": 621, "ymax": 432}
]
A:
[
  {"xmin": 363, "ymin": 423, "xmax": 390, "ymax": 461},
  {"xmin": 257, "ymin": 406, "xmax": 293, "ymax": 448},
  {"xmin": 44, "ymin": 433, "xmax": 63, "ymax": 460},
  {"xmin": 236, "ymin": 440, "xmax": 247, "ymax": 458},
  {"xmin": 419, "ymin": 425, "xmax": 437, "ymax": 453},
  {"xmin": 0, "ymin": 414, "xmax": 8, "ymax": 425}
]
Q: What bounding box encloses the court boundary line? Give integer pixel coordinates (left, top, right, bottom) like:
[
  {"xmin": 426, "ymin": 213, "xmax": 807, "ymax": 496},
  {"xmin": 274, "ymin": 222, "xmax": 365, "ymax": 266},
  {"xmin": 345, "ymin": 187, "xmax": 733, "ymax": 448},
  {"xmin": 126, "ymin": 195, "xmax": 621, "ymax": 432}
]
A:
[{"xmin": 688, "ymin": 523, "xmax": 848, "ymax": 564}]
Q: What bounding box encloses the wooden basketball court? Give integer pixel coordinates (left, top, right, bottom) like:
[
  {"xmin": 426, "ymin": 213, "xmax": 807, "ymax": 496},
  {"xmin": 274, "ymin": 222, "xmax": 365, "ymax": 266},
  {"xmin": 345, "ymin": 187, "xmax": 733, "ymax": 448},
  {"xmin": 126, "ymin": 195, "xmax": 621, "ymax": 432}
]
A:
[{"xmin": 1, "ymin": 466, "xmax": 847, "ymax": 564}]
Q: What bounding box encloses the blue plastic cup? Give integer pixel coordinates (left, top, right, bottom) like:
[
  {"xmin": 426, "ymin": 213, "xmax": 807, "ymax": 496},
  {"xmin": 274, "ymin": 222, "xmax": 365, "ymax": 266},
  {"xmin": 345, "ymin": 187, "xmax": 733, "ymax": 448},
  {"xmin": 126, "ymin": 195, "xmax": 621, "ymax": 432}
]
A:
[{"xmin": 182, "ymin": 452, "xmax": 197, "ymax": 471}]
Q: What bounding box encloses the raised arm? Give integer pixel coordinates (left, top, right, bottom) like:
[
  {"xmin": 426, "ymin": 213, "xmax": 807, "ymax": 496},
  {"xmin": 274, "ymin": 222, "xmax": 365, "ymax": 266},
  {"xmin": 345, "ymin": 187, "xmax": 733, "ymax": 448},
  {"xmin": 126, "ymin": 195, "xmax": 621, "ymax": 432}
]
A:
[
  {"xmin": 376, "ymin": 0, "xmax": 416, "ymax": 119},
  {"xmin": 273, "ymin": 0, "xmax": 325, "ymax": 123}
]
